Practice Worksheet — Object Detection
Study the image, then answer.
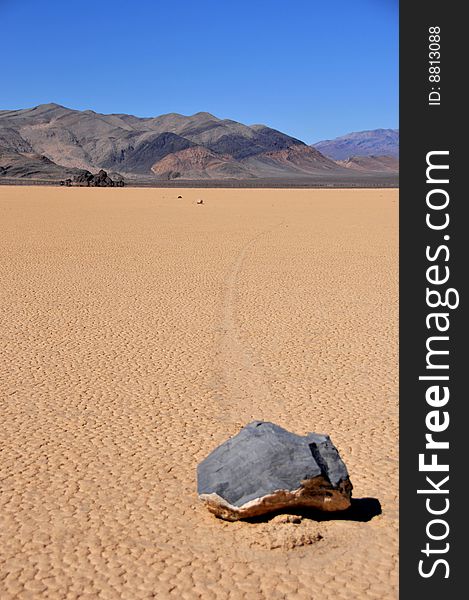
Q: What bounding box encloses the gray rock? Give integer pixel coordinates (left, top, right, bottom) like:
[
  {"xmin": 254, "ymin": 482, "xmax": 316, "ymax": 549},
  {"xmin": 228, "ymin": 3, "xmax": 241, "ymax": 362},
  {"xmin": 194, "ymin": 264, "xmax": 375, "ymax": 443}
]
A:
[{"xmin": 197, "ymin": 421, "xmax": 352, "ymax": 520}]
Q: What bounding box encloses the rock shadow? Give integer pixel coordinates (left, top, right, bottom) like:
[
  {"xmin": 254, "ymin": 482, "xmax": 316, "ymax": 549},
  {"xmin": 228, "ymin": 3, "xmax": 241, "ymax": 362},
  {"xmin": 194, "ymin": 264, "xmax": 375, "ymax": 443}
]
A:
[{"xmin": 247, "ymin": 497, "xmax": 382, "ymax": 524}]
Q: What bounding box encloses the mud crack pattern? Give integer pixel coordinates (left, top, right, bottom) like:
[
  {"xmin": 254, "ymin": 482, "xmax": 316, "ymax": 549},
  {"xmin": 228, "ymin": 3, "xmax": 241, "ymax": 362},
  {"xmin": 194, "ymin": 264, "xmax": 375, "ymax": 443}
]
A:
[{"xmin": 0, "ymin": 187, "xmax": 398, "ymax": 599}]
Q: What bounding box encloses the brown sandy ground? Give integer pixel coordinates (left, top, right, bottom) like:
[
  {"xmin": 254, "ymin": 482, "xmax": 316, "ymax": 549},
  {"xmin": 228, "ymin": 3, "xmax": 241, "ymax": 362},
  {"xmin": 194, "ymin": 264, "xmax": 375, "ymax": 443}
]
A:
[{"xmin": 0, "ymin": 187, "xmax": 398, "ymax": 599}]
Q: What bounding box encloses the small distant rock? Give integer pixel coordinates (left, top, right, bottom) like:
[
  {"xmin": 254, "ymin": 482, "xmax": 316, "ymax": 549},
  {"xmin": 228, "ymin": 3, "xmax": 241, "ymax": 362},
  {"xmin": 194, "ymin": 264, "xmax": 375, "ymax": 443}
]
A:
[
  {"xmin": 197, "ymin": 421, "xmax": 352, "ymax": 521},
  {"xmin": 196, "ymin": 199, "xmax": 204, "ymax": 205},
  {"xmin": 177, "ymin": 195, "xmax": 183, "ymax": 199}
]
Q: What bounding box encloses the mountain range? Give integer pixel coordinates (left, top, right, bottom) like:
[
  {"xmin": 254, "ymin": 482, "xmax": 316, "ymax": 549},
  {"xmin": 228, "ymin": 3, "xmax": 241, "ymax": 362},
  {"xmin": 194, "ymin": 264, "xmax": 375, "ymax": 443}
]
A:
[
  {"xmin": 0, "ymin": 104, "xmax": 398, "ymax": 184},
  {"xmin": 313, "ymin": 128, "xmax": 399, "ymax": 161}
]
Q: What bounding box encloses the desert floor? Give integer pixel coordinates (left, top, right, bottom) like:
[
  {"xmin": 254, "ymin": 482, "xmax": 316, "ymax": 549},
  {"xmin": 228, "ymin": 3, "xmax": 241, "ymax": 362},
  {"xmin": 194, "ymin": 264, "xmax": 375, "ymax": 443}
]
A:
[{"xmin": 0, "ymin": 186, "xmax": 398, "ymax": 600}]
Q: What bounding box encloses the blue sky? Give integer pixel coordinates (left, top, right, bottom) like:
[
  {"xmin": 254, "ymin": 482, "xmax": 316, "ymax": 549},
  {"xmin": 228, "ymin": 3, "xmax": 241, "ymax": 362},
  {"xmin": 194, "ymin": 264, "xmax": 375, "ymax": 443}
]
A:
[{"xmin": 0, "ymin": 0, "xmax": 398, "ymax": 143}]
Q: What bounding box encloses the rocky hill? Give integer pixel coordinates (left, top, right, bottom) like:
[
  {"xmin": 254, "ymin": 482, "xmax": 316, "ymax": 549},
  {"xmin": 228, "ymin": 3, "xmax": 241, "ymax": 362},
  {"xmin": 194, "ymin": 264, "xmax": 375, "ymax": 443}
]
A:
[{"xmin": 337, "ymin": 155, "xmax": 399, "ymax": 173}]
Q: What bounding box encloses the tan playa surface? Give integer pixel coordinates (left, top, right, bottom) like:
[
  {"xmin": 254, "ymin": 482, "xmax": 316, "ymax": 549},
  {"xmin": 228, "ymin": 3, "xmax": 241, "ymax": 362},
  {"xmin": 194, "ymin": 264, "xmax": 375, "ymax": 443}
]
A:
[{"xmin": 0, "ymin": 186, "xmax": 398, "ymax": 599}]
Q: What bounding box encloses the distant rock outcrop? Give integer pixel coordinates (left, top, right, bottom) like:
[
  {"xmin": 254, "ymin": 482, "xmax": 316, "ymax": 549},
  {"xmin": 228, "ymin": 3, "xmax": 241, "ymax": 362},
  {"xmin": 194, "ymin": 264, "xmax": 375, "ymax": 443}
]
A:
[
  {"xmin": 61, "ymin": 169, "xmax": 124, "ymax": 187},
  {"xmin": 197, "ymin": 421, "xmax": 352, "ymax": 521}
]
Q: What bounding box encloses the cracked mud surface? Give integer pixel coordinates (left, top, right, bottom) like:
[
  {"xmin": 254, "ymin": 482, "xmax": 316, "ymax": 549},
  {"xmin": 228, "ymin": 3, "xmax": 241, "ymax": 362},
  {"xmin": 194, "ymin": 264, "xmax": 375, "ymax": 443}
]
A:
[{"xmin": 0, "ymin": 187, "xmax": 398, "ymax": 599}]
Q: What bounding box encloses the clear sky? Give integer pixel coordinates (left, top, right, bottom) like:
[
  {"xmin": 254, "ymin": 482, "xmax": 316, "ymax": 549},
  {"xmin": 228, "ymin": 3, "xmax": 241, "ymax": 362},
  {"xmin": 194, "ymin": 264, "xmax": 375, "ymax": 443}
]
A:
[{"xmin": 0, "ymin": 0, "xmax": 398, "ymax": 143}]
